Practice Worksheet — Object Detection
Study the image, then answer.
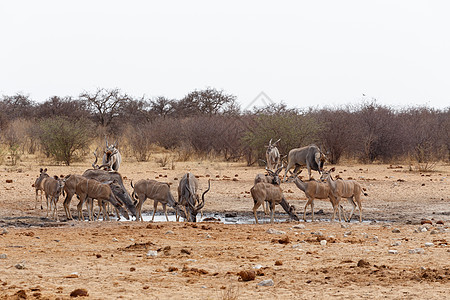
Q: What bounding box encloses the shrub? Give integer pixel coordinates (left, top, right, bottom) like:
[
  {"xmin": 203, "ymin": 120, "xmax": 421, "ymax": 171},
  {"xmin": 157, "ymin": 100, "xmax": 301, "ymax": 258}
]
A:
[{"xmin": 37, "ymin": 117, "xmax": 93, "ymax": 165}]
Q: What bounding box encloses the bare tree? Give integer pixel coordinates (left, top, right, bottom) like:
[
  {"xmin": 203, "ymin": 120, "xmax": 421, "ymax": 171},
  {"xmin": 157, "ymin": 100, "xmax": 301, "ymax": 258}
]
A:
[{"xmin": 80, "ymin": 88, "xmax": 131, "ymax": 127}]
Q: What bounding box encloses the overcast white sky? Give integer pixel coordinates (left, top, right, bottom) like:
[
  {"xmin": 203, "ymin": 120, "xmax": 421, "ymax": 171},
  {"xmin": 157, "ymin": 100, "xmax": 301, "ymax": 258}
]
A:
[{"xmin": 1, "ymin": 1, "xmax": 449, "ymax": 110}]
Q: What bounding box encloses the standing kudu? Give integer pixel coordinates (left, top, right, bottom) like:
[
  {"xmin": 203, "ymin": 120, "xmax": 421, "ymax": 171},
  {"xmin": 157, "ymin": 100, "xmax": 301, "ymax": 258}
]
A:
[
  {"xmin": 266, "ymin": 138, "xmax": 281, "ymax": 170},
  {"xmin": 177, "ymin": 173, "xmax": 210, "ymax": 222},
  {"xmin": 320, "ymin": 167, "xmax": 367, "ymax": 222},
  {"xmin": 42, "ymin": 175, "xmax": 65, "ymax": 221},
  {"xmin": 102, "ymin": 138, "xmax": 122, "ymax": 172},
  {"xmin": 286, "ymin": 170, "xmax": 345, "ymax": 222},
  {"xmin": 34, "ymin": 168, "xmax": 49, "ymax": 210},
  {"xmin": 131, "ymin": 179, "xmax": 181, "ymax": 222}
]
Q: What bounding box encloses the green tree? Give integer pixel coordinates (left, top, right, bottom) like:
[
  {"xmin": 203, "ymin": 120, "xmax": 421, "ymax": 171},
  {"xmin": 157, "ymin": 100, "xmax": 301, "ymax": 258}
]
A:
[{"xmin": 38, "ymin": 117, "xmax": 93, "ymax": 165}]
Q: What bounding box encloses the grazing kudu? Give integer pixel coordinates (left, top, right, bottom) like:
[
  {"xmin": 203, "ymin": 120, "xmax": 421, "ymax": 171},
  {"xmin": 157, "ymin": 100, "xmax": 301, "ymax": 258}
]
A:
[
  {"xmin": 284, "ymin": 144, "xmax": 326, "ymax": 181},
  {"xmin": 320, "ymin": 167, "xmax": 367, "ymax": 222},
  {"xmin": 34, "ymin": 168, "xmax": 49, "ymax": 210},
  {"xmin": 250, "ymin": 163, "xmax": 299, "ymax": 224},
  {"xmin": 131, "ymin": 179, "xmax": 180, "ymax": 222},
  {"xmin": 82, "ymin": 168, "xmax": 137, "ymax": 220},
  {"xmin": 266, "ymin": 138, "xmax": 281, "ymax": 170},
  {"xmin": 286, "ymin": 170, "xmax": 344, "ymax": 222},
  {"xmin": 102, "ymin": 139, "xmax": 122, "ymax": 172},
  {"xmin": 42, "ymin": 175, "xmax": 65, "ymax": 221},
  {"xmin": 177, "ymin": 173, "xmax": 210, "ymax": 222},
  {"xmin": 63, "ymin": 174, "xmax": 129, "ymax": 221}
]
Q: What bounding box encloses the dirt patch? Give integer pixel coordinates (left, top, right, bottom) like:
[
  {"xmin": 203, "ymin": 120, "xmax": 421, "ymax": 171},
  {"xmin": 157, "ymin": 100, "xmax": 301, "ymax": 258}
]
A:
[{"xmin": 0, "ymin": 160, "xmax": 448, "ymax": 298}]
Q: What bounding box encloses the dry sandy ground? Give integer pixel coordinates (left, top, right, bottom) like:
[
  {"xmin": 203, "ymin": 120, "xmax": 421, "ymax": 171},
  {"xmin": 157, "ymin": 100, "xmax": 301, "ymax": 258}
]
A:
[{"xmin": 0, "ymin": 158, "xmax": 449, "ymax": 299}]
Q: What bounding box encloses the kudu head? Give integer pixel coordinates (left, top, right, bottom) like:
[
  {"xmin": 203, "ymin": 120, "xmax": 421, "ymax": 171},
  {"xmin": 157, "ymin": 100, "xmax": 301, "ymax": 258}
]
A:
[
  {"xmin": 315, "ymin": 147, "xmax": 327, "ymax": 174},
  {"xmin": 186, "ymin": 178, "xmax": 210, "ymax": 222},
  {"xmin": 266, "ymin": 138, "xmax": 280, "ymax": 154},
  {"xmin": 319, "ymin": 167, "xmax": 335, "ymax": 182},
  {"xmin": 104, "ymin": 138, "xmax": 119, "ymax": 161},
  {"xmin": 263, "ymin": 160, "xmax": 284, "ymax": 185},
  {"xmin": 286, "ymin": 170, "xmax": 303, "ymax": 183}
]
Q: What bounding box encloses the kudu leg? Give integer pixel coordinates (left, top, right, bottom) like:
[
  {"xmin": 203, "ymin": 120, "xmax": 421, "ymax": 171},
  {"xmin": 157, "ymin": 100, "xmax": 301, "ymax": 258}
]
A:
[
  {"xmin": 252, "ymin": 201, "xmax": 263, "ymax": 224},
  {"xmin": 346, "ymin": 197, "xmax": 357, "ymax": 222}
]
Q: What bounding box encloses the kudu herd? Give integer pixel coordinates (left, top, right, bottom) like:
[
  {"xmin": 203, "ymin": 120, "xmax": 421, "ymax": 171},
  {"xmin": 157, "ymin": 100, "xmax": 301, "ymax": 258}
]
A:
[{"xmin": 33, "ymin": 138, "xmax": 366, "ymax": 224}]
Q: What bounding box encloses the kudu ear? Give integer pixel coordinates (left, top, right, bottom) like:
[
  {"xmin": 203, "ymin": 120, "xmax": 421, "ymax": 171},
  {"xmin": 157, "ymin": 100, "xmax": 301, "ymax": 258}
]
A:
[
  {"xmin": 40, "ymin": 168, "xmax": 43, "ymax": 173},
  {"xmin": 330, "ymin": 167, "xmax": 336, "ymax": 172},
  {"xmin": 44, "ymin": 168, "xmax": 47, "ymax": 172}
]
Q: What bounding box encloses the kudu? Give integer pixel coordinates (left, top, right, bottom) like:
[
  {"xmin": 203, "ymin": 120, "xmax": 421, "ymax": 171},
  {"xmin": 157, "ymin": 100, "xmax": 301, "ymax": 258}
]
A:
[
  {"xmin": 286, "ymin": 170, "xmax": 345, "ymax": 222},
  {"xmin": 284, "ymin": 144, "xmax": 326, "ymax": 181},
  {"xmin": 81, "ymin": 168, "xmax": 137, "ymax": 220},
  {"xmin": 177, "ymin": 173, "xmax": 210, "ymax": 222},
  {"xmin": 131, "ymin": 179, "xmax": 181, "ymax": 222},
  {"xmin": 266, "ymin": 138, "xmax": 281, "ymax": 170},
  {"xmin": 250, "ymin": 163, "xmax": 299, "ymax": 224},
  {"xmin": 102, "ymin": 138, "xmax": 122, "ymax": 172},
  {"xmin": 42, "ymin": 175, "xmax": 65, "ymax": 221},
  {"xmin": 320, "ymin": 167, "xmax": 367, "ymax": 222},
  {"xmin": 254, "ymin": 160, "xmax": 282, "ymax": 215},
  {"xmin": 34, "ymin": 168, "xmax": 49, "ymax": 210},
  {"xmin": 63, "ymin": 174, "xmax": 129, "ymax": 221}
]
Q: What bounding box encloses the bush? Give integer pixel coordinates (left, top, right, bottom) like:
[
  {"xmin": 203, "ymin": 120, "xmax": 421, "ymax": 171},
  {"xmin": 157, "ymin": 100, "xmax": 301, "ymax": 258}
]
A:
[{"xmin": 37, "ymin": 117, "xmax": 93, "ymax": 165}]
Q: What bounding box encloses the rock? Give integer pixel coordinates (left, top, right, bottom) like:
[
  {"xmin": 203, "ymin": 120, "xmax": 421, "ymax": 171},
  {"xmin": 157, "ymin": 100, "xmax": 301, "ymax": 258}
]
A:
[
  {"xmin": 357, "ymin": 259, "xmax": 370, "ymax": 268},
  {"xmin": 112, "ymin": 238, "xmax": 119, "ymax": 242},
  {"xmin": 436, "ymin": 220, "xmax": 444, "ymax": 225},
  {"xmin": 257, "ymin": 279, "xmax": 274, "ymax": 287},
  {"xmin": 419, "ymin": 226, "xmax": 428, "ymax": 232},
  {"xmin": 391, "ymin": 241, "xmax": 401, "ymax": 246},
  {"xmin": 312, "ymin": 231, "xmax": 323, "ymax": 236},
  {"xmin": 15, "ymin": 263, "xmax": 26, "ymax": 269},
  {"xmin": 5, "ymin": 179, "xmax": 13, "ymax": 183},
  {"xmin": 146, "ymin": 250, "xmax": 158, "ymax": 258},
  {"xmin": 275, "ymin": 260, "xmax": 283, "ymax": 266},
  {"xmin": 340, "ymin": 224, "xmax": 349, "ymax": 229},
  {"xmin": 320, "ymin": 240, "xmax": 327, "ymax": 246},
  {"xmin": 14, "ymin": 290, "xmax": 27, "ymax": 299},
  {"xmin": 408, "ymin": 248, "xmax": 424, "ymax": 254},
  {"xmin": 253, "ymin": 264, "xmax": 263, "ymax": 270},
  {"xmin": 165, "ymin": 230, "xmax": 174, "ymax": 235},
  {"xmin": 430, "ymin": 230, "xmax": 439, "ymax": 235},
  {"xmin": 372, "ymin": 236, "xmax": 379, "ymax": 242},
  {"xmin": 181, "ymin": 249, "xmax": 191, "ymax": 255},
  {"xmin": 292, "ymin": 244, "xmax": 303, "ymax": 249},
  {"xmin": 225, "ymin": 213, "xmax": 237, "ymax": 218},
  {"xmin": 421, "ymin": 219, "xmax": 432, "ymax": 225},
  {"xmin": 266, "ymin": 228, "xmax": 286, "ymax": 235},
  {"xmin": 238, "ymin": 270, "xmax": 256, "ymax": 281},
  {"xmin": 392, "ymin": 228, "xmax": 401, "ymax": 233},
  {"xmin": 388, "ymin": 250, "xmax": 398, "ymax": 255},
  {"xmin": 65, "ymin": 272, "xmax": 79, "ymax": 278},
  {"xmin": 0, "ymin": 254, "xmax": 7, "ymax": 259},
  {"xmin": 424, "ymin": 242, "xmax": 434, "ymax": 247},
  {"xmin": 130, "ymin": 267, "xmax": 136, "ymax": 272},
  {"xmin": 344, "ymin": 231, "xmax": 352, "ymax": 237},
  {"xmin": 1, "ymin": 229, "xmax": 8, "ymax": 235},
  {"xmin": 278, "ymin": 236, "xmax": 290, "ymax": 244},
  {"xmin": 70, "ymin": 288, "xmax": 89, "ymax": 297},
  {"xmin": 186, "ymin": 259, "xmax": 197, "ymax": 262},
  {"xmin": 292, "ymin": 224, "xmax": 305, "ymax": 229}
]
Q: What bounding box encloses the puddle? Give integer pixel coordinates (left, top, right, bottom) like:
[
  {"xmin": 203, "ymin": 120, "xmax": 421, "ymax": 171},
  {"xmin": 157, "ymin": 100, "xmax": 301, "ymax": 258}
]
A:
[
  {"xmin": 119, "ymin": 212, "xmax": 379, "ymax": 224},
  {"xmin": 121, "ymin": 212, "xmax": 295, "ymax": 224}
]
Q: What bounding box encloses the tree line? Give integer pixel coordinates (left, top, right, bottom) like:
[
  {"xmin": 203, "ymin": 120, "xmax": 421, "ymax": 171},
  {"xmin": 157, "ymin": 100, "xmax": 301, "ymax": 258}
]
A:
[{"xmin": 0, "ymin": 88, "xmax": 448, "ymax": 167}]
